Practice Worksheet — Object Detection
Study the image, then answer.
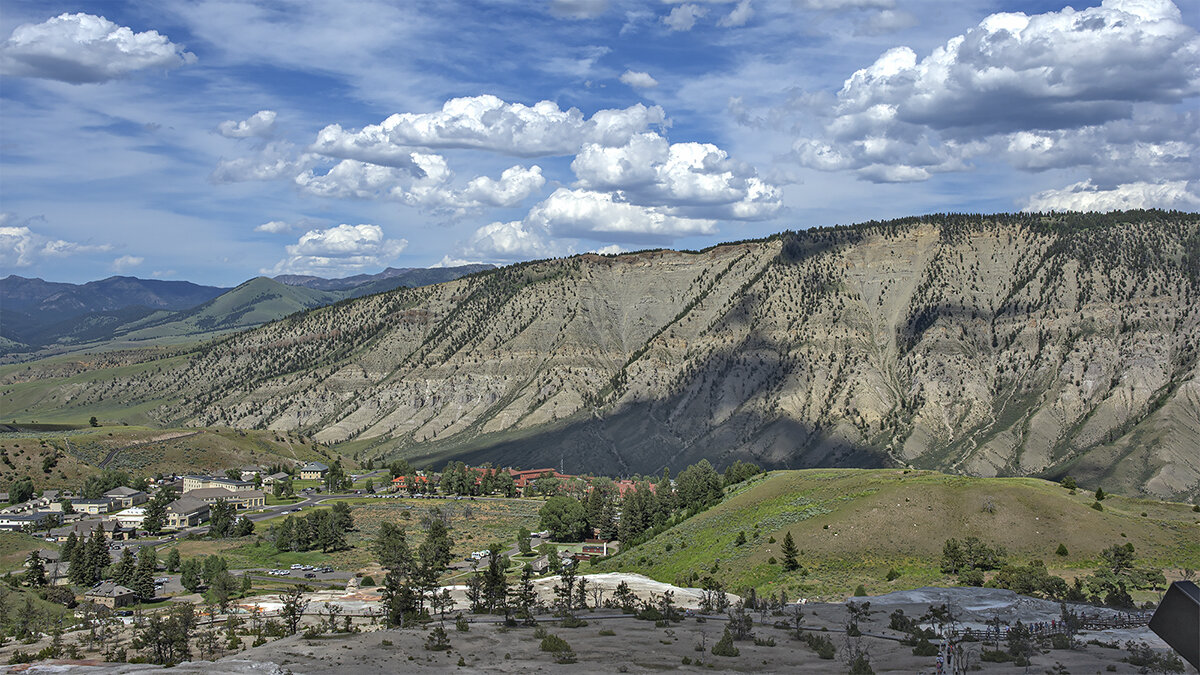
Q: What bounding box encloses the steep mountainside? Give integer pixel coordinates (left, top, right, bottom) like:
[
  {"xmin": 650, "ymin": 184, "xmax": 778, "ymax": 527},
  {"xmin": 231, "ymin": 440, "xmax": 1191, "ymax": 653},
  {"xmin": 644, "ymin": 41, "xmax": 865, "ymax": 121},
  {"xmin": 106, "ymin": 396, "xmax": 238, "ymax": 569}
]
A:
[{"xmin": 3, "ymin": 212, "xmax": 1198, "ymax": 499}]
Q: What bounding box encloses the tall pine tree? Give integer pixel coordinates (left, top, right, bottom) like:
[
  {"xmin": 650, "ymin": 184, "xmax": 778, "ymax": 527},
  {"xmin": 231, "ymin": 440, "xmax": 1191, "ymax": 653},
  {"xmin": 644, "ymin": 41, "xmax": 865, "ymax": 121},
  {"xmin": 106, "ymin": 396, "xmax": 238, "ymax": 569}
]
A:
[{"xmin": 781, "ymin": 531, "xmax": 799, "ymax": 572}]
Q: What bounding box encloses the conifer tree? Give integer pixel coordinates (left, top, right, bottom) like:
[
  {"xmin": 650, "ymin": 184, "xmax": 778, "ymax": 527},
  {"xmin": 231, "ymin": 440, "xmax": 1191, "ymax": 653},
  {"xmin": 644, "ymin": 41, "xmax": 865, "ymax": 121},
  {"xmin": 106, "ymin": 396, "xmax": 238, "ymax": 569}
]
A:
[
  {"xmin": 781, "ymin": 531, "xmax": 799, "ymax": 572},
  {"xmin": 134, "ymin": 547, "xmax": 157, "ymax": 601},
  {"xmin": 24, "ymin": 551, "xmax": 47, "ymax": 587}
]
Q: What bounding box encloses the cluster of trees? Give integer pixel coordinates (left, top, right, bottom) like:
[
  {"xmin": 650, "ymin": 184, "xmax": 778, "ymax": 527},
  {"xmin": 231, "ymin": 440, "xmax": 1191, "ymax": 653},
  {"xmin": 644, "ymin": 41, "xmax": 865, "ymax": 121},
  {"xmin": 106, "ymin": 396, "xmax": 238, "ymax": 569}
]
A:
[
  {"xmin": 63, "ymin": 525, "xmax": 115, "ymax": 587},
  {"xmin": 179, "ymin": 555, "xmax": 250, "ymax": 611},
  {"xmin": 438, "ymin": 462, "xmax": 516, "ymax": 497},
  {"xmin": 81, "ymin": 469, "xmax": 148, "ymax": 499},
  {"xmin": 535, "ymin": 459, "xmax": 739, "ymax": 546},
  {"xmin": 0, "ymin": 585, "xmax": 72, "ymax": 646},
  {"xmin": 272, "ymin": 477, "xmax": 294, "ymax": 499},
  {"xmin": 940, "ymin": 536, "xmax": 1005, "ymax": 577},
  {"xmin": 721, "ymin": 460, "xmax": 762, "ymax": 487},
  {"xmin": 140, "ymin": 487, "xmax": 177, "ymax": 535},
  {"xmin": 207, "ymin": 500, "xmax": 254, "ymax": 539},
  {"xmin": 108, "ymin": 546, "xmax": 159, "ymax": 602},
  {"xmin": 267, "ymin": 502, "xmax": 353, "ymax": 553},
  {"xmin": 373, "ymin": 509, "xmax": 456, "ymax": 627},
  {"xmin": 8, "ymin": 477, "xmax": 35, "ymax": 505},
  {"xmin": 131, "ymin": 604, "xmax": 195, "ymax": 665},
  {"xmin": 323, "ymin": 460, "xmax": 350, "ymax": 493},
  {"xmin": 944, "ymin": 537, "xmax": 1166, "ymax": 608}
]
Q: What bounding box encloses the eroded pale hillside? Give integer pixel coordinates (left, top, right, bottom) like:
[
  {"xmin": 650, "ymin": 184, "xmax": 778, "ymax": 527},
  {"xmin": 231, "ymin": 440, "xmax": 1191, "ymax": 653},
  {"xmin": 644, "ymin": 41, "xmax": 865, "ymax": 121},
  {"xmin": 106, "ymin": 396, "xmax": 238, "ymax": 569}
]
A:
[{"xmin": 4, "ymin": 212, "xmax": 1198, "ymax": 499}]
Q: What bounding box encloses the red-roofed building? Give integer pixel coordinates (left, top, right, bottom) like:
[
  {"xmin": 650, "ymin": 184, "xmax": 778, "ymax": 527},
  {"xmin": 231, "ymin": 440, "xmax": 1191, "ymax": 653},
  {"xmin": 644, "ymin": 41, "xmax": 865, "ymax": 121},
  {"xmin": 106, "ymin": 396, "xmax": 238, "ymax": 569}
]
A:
[
  {"xmin": 508, "ymin": 468, "xmax": 571, "ymax": 490},
  {"xmin": 392, "ymin": 474, "xmax": 431, "ymax": 491},
  {"xmin": 580, "ymin": 539, "xmax": 617, "ymax": 557}
]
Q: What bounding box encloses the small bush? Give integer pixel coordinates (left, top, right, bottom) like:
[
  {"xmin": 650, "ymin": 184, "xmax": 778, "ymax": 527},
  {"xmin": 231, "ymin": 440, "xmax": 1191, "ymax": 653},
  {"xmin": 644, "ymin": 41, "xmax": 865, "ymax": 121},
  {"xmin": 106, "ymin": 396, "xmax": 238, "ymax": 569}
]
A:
[
  {"xmin": 958, "ymin": 568, "xmax": 985, "ymax": 586},
  {"xmin": 753, "ymin": 636, "xmax": 775, "ymax": 647},
  {"xmin": 800, "ymin": 632, "xmax": 835, "ymax": 659},
  {"xmin": 711, "ymin": 629, "xmax": 739, "ymax": 657},
  {"xmin": 1091, "ymin": 501, "xmax": 1104, "ymax": 511},
  {"xmin": 1123, "ymin": 640, "xmax": 1185, "ymax": 672},
  {"xmin": 540, "ymin": 634, "xmax": 571, "ymax": 653},
  {"xmin": 980, "ymin": 649, "xmax": 1012, "ymax": 663},
  {"xmin": 848, "ymin": 653, "xmax": 874, "ymax": 674},
  {"xmin": 598, "ymin": 629, "xmax": 615, "ymax": 636},
  {"xmin": 1050, "ymin": 633, "xmax": 1073, "ymax": 650},
  {"xmin": 911, "ymin": 637, "xmax": 938, "ymax": 656},
  {"xmin": 423, "ymin": 625, "xmax": 450, "ymax": 651},
  {"xmin": 1055, "ymin": 543, "xmax": 1068, "ymax": 557},
  {"xmin": 561, "ymin": 616, "xmax": 588, "ymax": 628},
  {"xmin": 767, "ymin": 557, "xmax": 777, "ymax": 565},
  {"xmin": 360, "ymin": 575, "xmax": 376, "ymax": 586},
  {"xmin": 455, "ymin": 614, "xmax": 469, "ymax": 632},
  {"xmin": 853, "ymin": 584, "xmax": 868, "ymax": 596},
  {"xmin": 885, "ymin": 568, "xmax": 900, "ymax": 581}
]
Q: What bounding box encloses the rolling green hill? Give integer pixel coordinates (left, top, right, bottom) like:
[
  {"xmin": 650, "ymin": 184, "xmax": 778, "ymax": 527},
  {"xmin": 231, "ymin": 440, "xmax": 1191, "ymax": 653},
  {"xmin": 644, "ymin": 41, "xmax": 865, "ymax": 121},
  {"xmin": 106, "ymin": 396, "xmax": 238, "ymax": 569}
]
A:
[
  {"xmin": 114, "ymin": 277, "xmax": 341, "ymax": 341},
  {"xmin": 595, "ymin": 469, "xmax": 1200, "ymax": 600}
]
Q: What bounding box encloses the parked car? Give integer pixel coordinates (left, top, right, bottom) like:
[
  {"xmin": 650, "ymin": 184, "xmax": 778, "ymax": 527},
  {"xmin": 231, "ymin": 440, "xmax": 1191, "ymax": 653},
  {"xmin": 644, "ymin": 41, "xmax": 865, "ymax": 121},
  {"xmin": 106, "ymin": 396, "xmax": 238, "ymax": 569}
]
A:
[
  {"xmin": 290, "ymin": 563, "xmax": 303, "ymax": 569},
  {"xmin": 304, "ymin": 572, "xmax": 316, "ymax": 579}
]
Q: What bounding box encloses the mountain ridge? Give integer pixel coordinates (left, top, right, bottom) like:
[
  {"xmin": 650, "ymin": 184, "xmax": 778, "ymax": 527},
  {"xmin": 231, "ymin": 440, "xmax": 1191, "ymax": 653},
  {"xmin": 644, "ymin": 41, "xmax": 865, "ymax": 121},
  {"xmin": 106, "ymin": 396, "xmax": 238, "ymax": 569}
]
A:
[
  {"xmin": 4, "ymin": 211, "xmax": 1197, "ymax": 500},
  {"xmin": 0, "ymin": 265, "xmax": 493, "ymax": 357}
]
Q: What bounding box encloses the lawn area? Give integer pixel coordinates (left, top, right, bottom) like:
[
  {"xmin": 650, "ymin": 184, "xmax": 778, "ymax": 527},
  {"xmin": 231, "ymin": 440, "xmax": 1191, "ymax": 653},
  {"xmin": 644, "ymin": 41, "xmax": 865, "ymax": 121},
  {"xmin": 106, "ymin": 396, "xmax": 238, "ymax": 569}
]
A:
[{"xmin": 159, "ymin": 497, "xmax": 542, "ymax": 576}]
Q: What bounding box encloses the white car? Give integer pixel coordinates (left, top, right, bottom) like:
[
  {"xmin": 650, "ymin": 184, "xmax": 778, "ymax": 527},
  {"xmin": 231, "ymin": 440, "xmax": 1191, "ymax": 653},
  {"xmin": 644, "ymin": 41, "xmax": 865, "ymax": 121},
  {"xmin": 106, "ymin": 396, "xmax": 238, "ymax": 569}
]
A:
[{"xmin": 290, "ymin": 563, "xmax": 303, "ymax": 569}]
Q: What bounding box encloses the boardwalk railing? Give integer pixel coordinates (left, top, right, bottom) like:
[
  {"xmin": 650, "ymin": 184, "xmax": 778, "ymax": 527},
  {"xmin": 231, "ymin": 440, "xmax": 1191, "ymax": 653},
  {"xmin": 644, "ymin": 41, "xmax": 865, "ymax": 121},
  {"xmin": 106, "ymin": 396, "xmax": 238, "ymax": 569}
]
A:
[{"xmin": 948, "ymin": 613, "xmax": 1151, "ymax": 642}]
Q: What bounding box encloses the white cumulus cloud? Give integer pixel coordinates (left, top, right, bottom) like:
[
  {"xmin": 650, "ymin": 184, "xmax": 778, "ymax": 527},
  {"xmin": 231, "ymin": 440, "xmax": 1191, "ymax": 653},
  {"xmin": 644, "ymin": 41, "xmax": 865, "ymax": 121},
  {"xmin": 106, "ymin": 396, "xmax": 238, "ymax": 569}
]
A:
[
  {"xmin": 792, "ymin": 0, "xmax": 1200, "ymax": 184},
  {"xmin": 0, "ymin": 12, "xmax": 195, "ymax": 84},
  {"xmin": 620, "ymin": 70, "xmax": 659, "ymax": 88},
  {"xmin": 255, "ymin": 220, "xmax": 293, "ymax": 234},
  {"xmin": 269, "ymin": 224, "xmax": 408, "ymax": 275},
  {"xmin": 572, "ymin": 133, "xmax": 782, "ymax": 219},
  {"xmin": 1022, "ymin": 180, "xmax": 1200, "ymax": 212},
  {"xmin": 717, "ymin": 0, "xmax": 754, "ymax": 27},
  {"xmin": 0, "ymin": 221, "xmax": 112, "ymax": 267},
  {"xmin": 457, "ymin": 220, "xmax": 561, "ymax": 263},
  {"xmin": 310, "ymin": 95, "xmax": 667, "ymax": 160},
  {"xmin": 528, "ymin": 188, "xmax": 717, "ymax": 240},
  {"xmin": 664, "ymin": 4, "xmax": 706, "ymax": 31},
  {"xmin": 112, "ymin": 255, "xmax": 144, "ymax": 271},
  {"xmin": 211, "ymin": 142, "xmax": 314, "ymax": 183},
  {"xmin": 456, "ymin": 166, "xmax": 546, "ymax": 209},
  {"xmin": 218, "ymin": 110, "xmax": 277, "ymax": 139}
]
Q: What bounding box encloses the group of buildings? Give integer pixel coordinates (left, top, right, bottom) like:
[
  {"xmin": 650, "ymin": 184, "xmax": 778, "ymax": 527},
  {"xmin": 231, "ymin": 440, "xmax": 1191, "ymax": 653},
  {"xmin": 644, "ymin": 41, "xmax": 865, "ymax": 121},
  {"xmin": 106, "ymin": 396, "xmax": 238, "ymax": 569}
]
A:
[{"xmin": 0, "ymin": 461, "xmax": 337, "ymax": 542}]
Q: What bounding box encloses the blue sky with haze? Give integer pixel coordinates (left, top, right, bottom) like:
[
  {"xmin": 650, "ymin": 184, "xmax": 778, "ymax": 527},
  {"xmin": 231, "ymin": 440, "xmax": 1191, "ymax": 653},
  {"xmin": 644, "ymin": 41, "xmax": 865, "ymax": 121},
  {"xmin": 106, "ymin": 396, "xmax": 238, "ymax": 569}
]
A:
[{"xmin": 1, "ymin": 0, "xmax": 1197, "ymax": 285}]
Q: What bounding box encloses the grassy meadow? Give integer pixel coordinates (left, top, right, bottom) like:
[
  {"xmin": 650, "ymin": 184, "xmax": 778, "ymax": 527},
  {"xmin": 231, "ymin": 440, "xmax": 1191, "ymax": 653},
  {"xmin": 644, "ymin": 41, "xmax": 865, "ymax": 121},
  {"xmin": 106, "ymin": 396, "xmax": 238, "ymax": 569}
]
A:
[{"xmin": 595, "ymin": 469, "xmax": 1200, "ymax": 601}]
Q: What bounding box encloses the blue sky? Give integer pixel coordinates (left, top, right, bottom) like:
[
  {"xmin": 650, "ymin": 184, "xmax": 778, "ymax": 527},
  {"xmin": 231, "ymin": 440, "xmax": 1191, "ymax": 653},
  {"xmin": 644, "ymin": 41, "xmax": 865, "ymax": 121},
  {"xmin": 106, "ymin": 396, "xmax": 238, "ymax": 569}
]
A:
[{"xmin": 1, "ymin": 0, "xmax": 1197, "ymax": 285}]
